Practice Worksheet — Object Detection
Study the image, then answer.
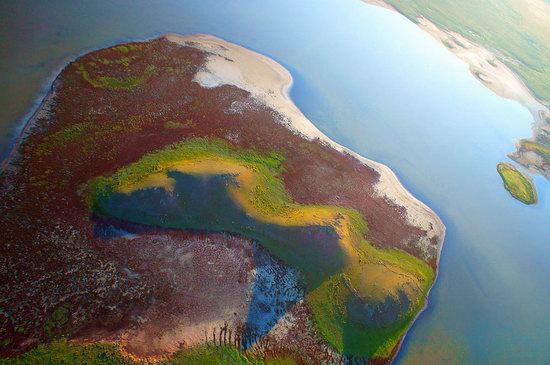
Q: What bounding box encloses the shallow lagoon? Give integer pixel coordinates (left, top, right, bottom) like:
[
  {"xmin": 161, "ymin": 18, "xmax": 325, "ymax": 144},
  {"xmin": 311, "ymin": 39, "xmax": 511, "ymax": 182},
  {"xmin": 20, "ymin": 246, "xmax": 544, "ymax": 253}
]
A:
[{"xmin": 1, "ymin": 0, "xmax": 549, "ymax": 363}]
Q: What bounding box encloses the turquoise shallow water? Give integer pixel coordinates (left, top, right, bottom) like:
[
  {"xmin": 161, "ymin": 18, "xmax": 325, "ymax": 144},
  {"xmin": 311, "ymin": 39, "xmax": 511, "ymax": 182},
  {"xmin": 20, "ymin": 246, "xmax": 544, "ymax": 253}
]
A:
[{"xmin": 1, "ymin": 1, "xmax": 549, "ymax": 363}]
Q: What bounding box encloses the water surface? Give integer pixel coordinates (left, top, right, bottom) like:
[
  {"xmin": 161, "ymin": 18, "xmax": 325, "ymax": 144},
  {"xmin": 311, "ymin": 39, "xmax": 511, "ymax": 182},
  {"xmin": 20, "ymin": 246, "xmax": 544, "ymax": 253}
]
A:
[{"xmin": 1, "ymin": 1, "xmax": 549, "ymax": 363}]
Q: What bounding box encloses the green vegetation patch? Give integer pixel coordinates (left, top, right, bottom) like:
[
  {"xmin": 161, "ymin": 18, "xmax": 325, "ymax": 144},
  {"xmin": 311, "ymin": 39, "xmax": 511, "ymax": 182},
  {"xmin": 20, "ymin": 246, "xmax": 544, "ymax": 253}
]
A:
[
  {"xmin": 497, "ymin": 162, "xmax": 537, "ymax": 204},
  {"xmin": 168, "ymin": 345, "xmax": 297, "ymax": 365},
  {"xmin": 115, "ymin": 45, "xmax": 129, "ymax": 54},
  {"xmin": 0, "ymin": 341, "xmax": 297, "ymax": 365},
  {"xmin": 89, "ymin": 137, "xmax": 284, "ymax": 198},
  {"xmin": 43, "ymin": 306, "xmax": 70, "ymax": 338},
  {"xmin": 34, "ymin": 115, "xmax": 148, "ymax": 160},
  {"xmin": 0, "ymin": 341, "xmax": 130, "ymax": 365},
  {"xmin": 76, "ymin": 63, "xmax": 157, "ymax": 90},
  {"xmin": 36, "ymin": 122, "xmax": 90, "ymax": 156},
  {"xmin": 164, "ymin": 119, "xmax": 196, "ymax": 129},
  {"xmin": 521, "ymin": 141, "xmax": 550, "ymax": 161},
  {"xmin": 309, "ymin": 247, "xmax": 434, "ymax": 358}
]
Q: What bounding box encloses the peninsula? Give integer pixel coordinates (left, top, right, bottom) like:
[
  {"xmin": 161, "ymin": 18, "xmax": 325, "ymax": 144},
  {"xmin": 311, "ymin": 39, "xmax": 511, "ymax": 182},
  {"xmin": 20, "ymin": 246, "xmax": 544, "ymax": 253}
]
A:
[{"xmin": 0, "ymin": 34, "xmax": 444, "ymax": 364}]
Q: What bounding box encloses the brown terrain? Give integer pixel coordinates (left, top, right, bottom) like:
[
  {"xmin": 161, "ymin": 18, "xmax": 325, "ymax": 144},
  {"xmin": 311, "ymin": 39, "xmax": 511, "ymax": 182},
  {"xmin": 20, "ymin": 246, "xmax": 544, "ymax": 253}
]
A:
[{"xmin": 0, "ymin": 36, "xmax": 443, "ymax": 363}]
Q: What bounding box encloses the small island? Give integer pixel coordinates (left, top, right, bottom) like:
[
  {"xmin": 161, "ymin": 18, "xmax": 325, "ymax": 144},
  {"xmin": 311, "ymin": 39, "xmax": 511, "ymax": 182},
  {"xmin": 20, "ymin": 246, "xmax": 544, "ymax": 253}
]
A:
[
  {"xmin": 497, "ymin": 162, "xmax": 537, "ymax": 205},
  {"xmin": 0, "ymin": 34, "xmax": 444, "ymax": 364},
  {"xmin": 509, "ymin": 138, "xmax": 550, "ymax": 180}
]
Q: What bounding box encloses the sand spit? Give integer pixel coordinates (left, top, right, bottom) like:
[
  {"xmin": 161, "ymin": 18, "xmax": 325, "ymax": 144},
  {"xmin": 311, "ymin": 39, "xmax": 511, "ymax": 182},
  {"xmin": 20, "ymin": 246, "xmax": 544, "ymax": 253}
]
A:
[{"xmin": 165, "ymin": 33, "xmax": 445, "ymax": 259}]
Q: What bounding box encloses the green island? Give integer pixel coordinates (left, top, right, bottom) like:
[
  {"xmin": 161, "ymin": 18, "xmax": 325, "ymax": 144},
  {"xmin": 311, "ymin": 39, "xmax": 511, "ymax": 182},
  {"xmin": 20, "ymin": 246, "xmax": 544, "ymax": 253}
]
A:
[{"xmin": 497, "ymin": 162, "xmax": 537, "ymax": 205}]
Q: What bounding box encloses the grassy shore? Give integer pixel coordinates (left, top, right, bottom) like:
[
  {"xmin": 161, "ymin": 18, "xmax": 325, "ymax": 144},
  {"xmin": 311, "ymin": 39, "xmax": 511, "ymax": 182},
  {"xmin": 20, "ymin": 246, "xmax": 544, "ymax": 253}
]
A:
[{"xmin": 497, "ymin": 162, "xmax": 537, "ymax": 204}]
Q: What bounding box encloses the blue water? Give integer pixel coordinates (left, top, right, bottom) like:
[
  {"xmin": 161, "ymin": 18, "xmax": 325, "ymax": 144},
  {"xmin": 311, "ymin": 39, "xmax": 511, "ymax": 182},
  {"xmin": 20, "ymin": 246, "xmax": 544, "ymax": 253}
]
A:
[{"xmin": 1, "ymin": 0, "xmax": 548, "ymax": 363}]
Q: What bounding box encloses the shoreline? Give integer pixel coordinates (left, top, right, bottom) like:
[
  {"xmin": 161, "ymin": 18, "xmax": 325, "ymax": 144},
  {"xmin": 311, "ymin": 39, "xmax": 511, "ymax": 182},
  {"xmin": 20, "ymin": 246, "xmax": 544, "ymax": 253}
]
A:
[{"xmin": 0, "ymin": 79, "xmax": 59, "ymax": 175}]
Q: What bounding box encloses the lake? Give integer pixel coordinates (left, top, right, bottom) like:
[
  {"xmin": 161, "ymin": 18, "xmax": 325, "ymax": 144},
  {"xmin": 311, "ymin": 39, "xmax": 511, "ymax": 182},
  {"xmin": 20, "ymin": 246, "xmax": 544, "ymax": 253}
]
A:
[{"xmin": 1, "ymin": 0, "xmax": 548, "ymax": 363}]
